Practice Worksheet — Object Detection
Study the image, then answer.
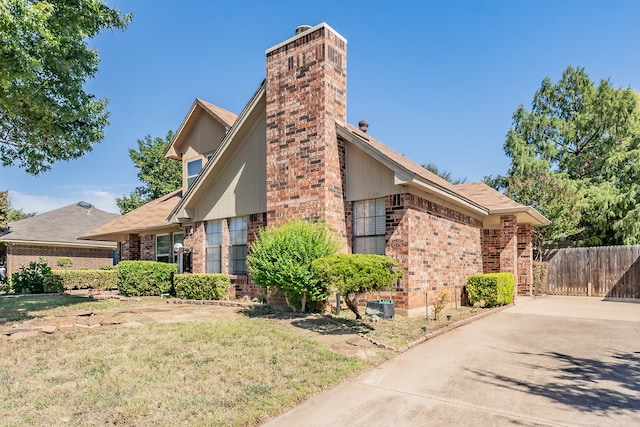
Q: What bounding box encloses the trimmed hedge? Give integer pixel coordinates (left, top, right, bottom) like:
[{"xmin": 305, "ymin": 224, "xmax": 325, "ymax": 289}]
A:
[
  {"xmin": 174, "ymin": 274, "xmax": 230, "ymax": 300},
  {"xmin": 52, "ymin": 270, "xmax": 118, "ymax": 290},
  {"xmin": 465, "ymin": 273, "xmax": 514, "ymax": 307},
  {"xmin": 117, "ymin": 261, "xmax": 177, "ymax": 296}
]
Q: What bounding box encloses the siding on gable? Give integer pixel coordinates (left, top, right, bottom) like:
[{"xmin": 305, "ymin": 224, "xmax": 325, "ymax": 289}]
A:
[
  {"xmin": 346, "ymin": 143, "xmax": 397, "ymax": 201},
  {"xmin": 197, "ymin": 114, "xmax": 267, "ymax": 221}
]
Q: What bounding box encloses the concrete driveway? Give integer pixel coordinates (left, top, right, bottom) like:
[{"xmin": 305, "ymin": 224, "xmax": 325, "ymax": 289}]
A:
[{"xmin": 263, "ymin": 296, "xmax": 640, "ymax": 426}]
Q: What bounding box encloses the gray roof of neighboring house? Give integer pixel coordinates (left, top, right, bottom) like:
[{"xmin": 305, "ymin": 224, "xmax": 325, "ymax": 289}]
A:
[{"xmin": 1, "ymin": 202, "xmax": 119, "ymax": 248}]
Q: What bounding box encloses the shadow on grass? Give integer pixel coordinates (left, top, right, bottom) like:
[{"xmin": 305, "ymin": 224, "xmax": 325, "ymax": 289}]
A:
[
  {"xmin": 238, "ymin": 304, "xmax": 372, "ymax": 336},
  {"xmin": 0, "ymin": 294, "xmax": 92, "ymax": 325},
  {"xmin": 467, "ymin": 349, "xmax": 640, "ymax": 414}
]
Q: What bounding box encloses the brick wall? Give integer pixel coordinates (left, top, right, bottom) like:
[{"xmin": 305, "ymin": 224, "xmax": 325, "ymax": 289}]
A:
[
  {"xmin": 122, "ymin": 234, "xmax": 140, "ymax": 260},
  {"xmin": 265, "ymin": 24, "xmax": 348, "ymax": 248},
  {"xmin": 140, "ymin": 234, "xmax": 155, "ymax": 261},
  {"xmin": 357, "ymin": 193, "xmax": 483, "ymax": 314},
  {"xmin": 482, "ymin": 229, "xmax": 501, "ymax": 273},
  {"xmin": 184, "ymin": 222, "xmax": 206, "ymax": 274},
  {"xmin": 517, "ymin": 224, "xmax": 533, "ymax": 296},
  {"xmin": 6, "ymin": 244, "xmax": 114, "ymax": 275}
]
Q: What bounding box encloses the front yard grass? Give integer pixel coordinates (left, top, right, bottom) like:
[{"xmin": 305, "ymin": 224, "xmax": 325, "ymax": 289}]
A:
[
  {"xmin": 0, "ymin": 295, "xmax": 492, "ymax": 426},
  {"xmin": 0, "ymin": 308, "xmax": 365, "ymax": 426}
]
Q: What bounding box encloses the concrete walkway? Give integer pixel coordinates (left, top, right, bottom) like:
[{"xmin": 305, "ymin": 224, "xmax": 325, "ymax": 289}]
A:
[{"xmin": 263, "ymin": 296, "xmax": 640, "ymax": 426}]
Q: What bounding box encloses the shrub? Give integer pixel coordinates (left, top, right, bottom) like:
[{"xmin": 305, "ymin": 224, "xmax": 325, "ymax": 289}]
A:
[
  {"xmin": 10, "ymin": 258, "xmax": 61, "ymax": 294},
  {"xmin": 312, "ymin": 254, "xmax": 404, "ymax": 319},
  {"xmin": 57, "ymin": 257, "xmax": 73, "ymax": 269},
  {"xmin": 0, "ymin": 274, "xmax": 9, "ymax": 294},
  {"xmin": 465, "ymin": 273, "xmax": 514, "ymax": 307},
  {"xmin": 52, "ymin": 270, "xmax": 118, "ymax": 290},
  {"xmin": 432, "ymin": 289, "xmax": 450, "ymax": 320},
  {"xmin": 247, "ymin": 219, "xmax": 338, "ymax": 312},
  {"xmin": 117, "ymin": 261, "xmax": 177, "ymax": 296},
  {"xmin": 174, "ymin": 274, "xmax": 230, "ymax": 300}
]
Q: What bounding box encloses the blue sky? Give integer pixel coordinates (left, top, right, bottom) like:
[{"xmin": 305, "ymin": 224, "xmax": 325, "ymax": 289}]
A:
[{"xmin": 2, "ymin": 0, "xmax": 640, "ymax": 214}]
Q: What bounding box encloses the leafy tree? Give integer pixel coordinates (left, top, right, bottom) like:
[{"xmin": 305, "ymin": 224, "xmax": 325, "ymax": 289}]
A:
[
  {"xmin": 489, "ymin": 66, "xmax": 640, "ymax": 249},
  {"xmin": 422, "ymin": 163, "xmax": 466, "ymax": 184},
  {"xmin": 312, "ymin": 254, "xmax": 404, "ymax": 319},
  {"xmin": 8, "ymin": 207, "xmax": 35, "ymax": 222},
  {"xmin": 246, "ymin": 219, "xmax": 339, "ymax": 312},
  {"xmin": 0, "ymin": 0, "xmax": 131, "ymax": 174},
  {"xmin": 0, "ymin": 191, "xmax": 8, "ymax": 231},
  {"xmin": 116, "ymin": 131, "xmax": 181, "ymax": 214},
  {"xmin": 0, "ymin": 190, "xmax": 35, "ymax": 229}
]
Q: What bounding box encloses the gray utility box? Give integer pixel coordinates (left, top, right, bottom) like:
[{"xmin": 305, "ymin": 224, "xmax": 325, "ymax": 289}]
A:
[{"xmin": 365, "ymin": 300, "xmax": 395, "ymax": 319}]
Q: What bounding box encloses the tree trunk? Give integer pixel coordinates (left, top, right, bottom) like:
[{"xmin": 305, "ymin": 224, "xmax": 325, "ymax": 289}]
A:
[
  {"xmin": 344, "ymin": 295, "xmax": 361, "ymax": 319},
  {"xmin": 300, "ymin": 293, "xmax": 307, "ymax": 312}
]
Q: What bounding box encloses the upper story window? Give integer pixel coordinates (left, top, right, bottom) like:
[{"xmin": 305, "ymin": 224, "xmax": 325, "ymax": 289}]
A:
[
  {"xmin": 229, "ymin": 216, "xmax": 248, "ymax": 275},
  {"xmin": 206, "ymin": 220, "xmax": 222, "ymax": 274},
  {"xmin": 187, "ymin": 158, "xmax": 203, "ymax": 188},
  {"xmin": 353, "ymin": 198, "xmax": 386, "ymax": 255}
]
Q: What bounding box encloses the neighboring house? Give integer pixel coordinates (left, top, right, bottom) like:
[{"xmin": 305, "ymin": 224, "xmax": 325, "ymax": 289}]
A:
[
  {"xmin": 1, "ymin": 202, "xmax": 119, "ymax": 276},
  {"xmin": 83, "ymin": 23, "xmax": 549, "ymax": 315}
]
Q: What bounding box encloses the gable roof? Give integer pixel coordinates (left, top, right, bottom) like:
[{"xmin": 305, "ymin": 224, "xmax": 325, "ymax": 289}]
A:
[
  {"xmin": 165, "ymin": 98, "xmax": 238, "ymax": 160},
  {"xmin": 80, "ymin": 190, "xmax": 183, "ymax": 242},
  {"xmin": 337, "ymin": 124, "xmax": 487, "ymax": 215},
  {"xmin": 1, "ymin": 202, "xmax": 119, "ymax": 248},
  {"xmin": 168, "ymin": 81, "xmax": 267, "ymax": 223},
  {"xmin": 337, "ymin": 125, "xmax": 549, "ymax": 225},
  {"xmin": 455, "ymin": 182, "xmax": 550, "ymax": 225}
]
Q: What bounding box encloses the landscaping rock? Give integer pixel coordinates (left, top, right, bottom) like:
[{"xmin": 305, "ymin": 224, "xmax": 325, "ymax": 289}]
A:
[
  {"xmin": 41, "ymin": 326, "xmax": 57, "ymax": 334},
  {"xmin": 2, "ymin": 328, "xmax": 33, "ymax": 336},
  {"xmin": 9, "ymin": 330, "xmax": 39, "ymax": 339}
]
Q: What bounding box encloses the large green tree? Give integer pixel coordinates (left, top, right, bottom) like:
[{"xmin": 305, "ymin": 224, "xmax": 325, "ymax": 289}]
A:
[
  {"xmin": 489, "ymin": 66, "xmax": 640, "ymax": 251},
  {"xmin": 116, "ymin": 131, "xmax": 181, "ymax": 214},
  {"xmin": 0, "ymin": 0, "xmax": 130, "ymax": 174},
  {"xmin": 422, "ymin": 162, "xmax": 467, "ymax": 184}
]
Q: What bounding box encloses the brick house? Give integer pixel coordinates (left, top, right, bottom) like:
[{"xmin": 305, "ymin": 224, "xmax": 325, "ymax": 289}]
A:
[
  {"xmin": 1, "ymin": 202, "xmax": 118, "ymax": 276},
  {"xmin": 83, "ymin": 23, "xmax": 548, "ymax": 315}
]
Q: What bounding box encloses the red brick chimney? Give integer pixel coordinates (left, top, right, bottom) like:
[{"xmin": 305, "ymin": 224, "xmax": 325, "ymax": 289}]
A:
[{"xmin": 265, "ymin": 23, "xmax": 348, "ymax": 243}]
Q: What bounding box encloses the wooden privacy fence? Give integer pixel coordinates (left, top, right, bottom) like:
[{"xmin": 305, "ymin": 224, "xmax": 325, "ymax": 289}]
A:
[{"xmin": 546, "ymin": 245, "xmax": 640, "ymax": 298}]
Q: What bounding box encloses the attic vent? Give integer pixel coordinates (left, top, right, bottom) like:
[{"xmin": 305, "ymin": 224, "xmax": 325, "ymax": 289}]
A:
[
  {"xmin": 295, "ymin": 25, "xmax": 312, "ymax": 35},
  {"xmin": 77, "ymin": 201, "xmax": 92, "ymax": 209}
]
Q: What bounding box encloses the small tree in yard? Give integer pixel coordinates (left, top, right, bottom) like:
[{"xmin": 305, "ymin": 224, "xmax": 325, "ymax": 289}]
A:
[
  {"xmin": 246, "ymin": 219, "xmax": 339, "ymax": 312},
  {"xmin": 312, "ymin": 254, "xmax": 404, "ymax": 319}
]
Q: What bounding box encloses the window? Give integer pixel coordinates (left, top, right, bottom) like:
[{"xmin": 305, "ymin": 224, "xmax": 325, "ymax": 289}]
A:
[
  {"xmin": 156, "ymin": 234, "xmax": 170, "ymax": 262},
  {"xmin": 206, "ymin": 220, "xmax": 222, "ymax": 273},
  {"xmin": 229, "ymin": 216, "xmax": 248, "ymax": 274},
  {"xmin": 172, "ymin": 233, "xmax": 184, "ymax": 264},
  {"xmin": 187, "ymin": 158, "xmax": 203, "ymax": 188},
  {"xmin": 353, "ymin": 198, "xmax": 386, "ymax": 255}
]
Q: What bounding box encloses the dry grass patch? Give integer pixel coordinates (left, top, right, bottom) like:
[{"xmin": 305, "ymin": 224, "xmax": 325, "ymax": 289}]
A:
[
  {"xmin": 0, "ymin": 302, "xmax": 366, "ymax": 426},
  {"xmin": 335, "ymin": 305, "xmax": 492, "ymax": 349},
  {"xmin": 0, "ymin": 294, "xmax": 143, "ymax": 325}
]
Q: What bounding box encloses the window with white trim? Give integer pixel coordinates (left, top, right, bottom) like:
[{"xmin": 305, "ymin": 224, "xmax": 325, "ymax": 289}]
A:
[
  {"xmin": 206, "ymin": 220, "xmax": 222, "ymax": 273},
  {"xmin": 187, "ymin": 158, "xmax": 203, "ymax": 188},
  {"xmin": 229, "ymin": 216, "xmax": 248, "ymax": 274},
  {"xmin": 353, "ymin": 198, "xmax": 386, "ymax": 255},
  {"xmin": 156, "ymin": 234, "xmax": 170, "ymax": 262}
]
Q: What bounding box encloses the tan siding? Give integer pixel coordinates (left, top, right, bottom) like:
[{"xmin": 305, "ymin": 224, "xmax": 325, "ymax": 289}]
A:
[
  {"xmin": 198, "ymin": 116, "xmax": 267, "ymax": 220},
  {"xmin": 181, "ymin": 111, "xmax": 228, "ymax": 188},
  {"xmin": 346, "ymin": 144, "xmax": 397, "ymax": 200}
]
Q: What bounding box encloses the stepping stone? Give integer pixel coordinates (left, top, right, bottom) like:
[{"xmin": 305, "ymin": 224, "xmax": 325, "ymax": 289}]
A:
[
  {"xmin": 9, "ymin": 330, "xmax": 39, "ymax": 339},
  {"xmin": 41, "ymin": 326, "xmax": 57, "ymax": 334},
  {"xmin": 2, "ymin": 328, "xmax": 32, "ymax": 336},
  {"xmin": 74, "ymin": 324, "xmax": 90, "ymax": 328},
  {"xmin": 100, "ymin": 319, "xmax": 122, "ymax": 326}
]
